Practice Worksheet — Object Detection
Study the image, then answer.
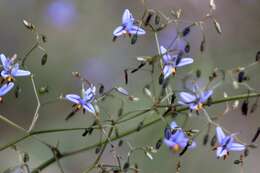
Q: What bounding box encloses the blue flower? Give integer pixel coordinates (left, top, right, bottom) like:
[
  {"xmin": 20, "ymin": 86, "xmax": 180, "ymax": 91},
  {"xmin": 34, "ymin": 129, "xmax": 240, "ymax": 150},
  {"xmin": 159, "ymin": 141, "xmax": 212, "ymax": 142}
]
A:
[
  {"xmin": 215, "ymin": 127, "xmax": 245, "ymax": 159},
  {"xmin": 160, "ymin": 46, "xmax": 193, "ymax": 79},
  {"xmin": 178, "ymin": 89, "xmax": 213, "ymax": 111},
  {"xmin": 113, "ymin": 9, "xmax": 146, "ymax": 37},
  {"xmin": 164, "ymin": 121, "xmax": 196, "ymax": 153},
  {"xmin": 65, "ymin": 85, "xmax": 96, "ymax": 114},
  {"xmin": 0, "ymin": 54, "xmax": 31, "ymax": 97}
]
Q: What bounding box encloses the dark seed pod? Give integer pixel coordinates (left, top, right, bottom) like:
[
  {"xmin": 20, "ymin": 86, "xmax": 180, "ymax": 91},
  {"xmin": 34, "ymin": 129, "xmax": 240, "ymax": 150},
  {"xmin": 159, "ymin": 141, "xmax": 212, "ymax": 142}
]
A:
[
  {"xmin": 124, "ymin": 69, "xmax": 128, "ymax": 85},
  {"xmin": 41, "ymin": 34, "xmax": 47, "ymax": 43},
  {"xmin": 123, "ymin": 162, "xmax": 130, "ymax": 171},
  {"xmin": 131, "ymin": 34, "xmax": 138, "ymax": 45},
  {"xmin": 118, "ymin": 140, "xmax": 124, "ymax": 147},
  {"xmin": 65, "ymin": 110, "xmax": 77, "ymax": 121},
  {"xmin": 184, "ymin": 44, "xmax": 190, "ymax": 53},
  {"xmin": 155, "ymin": 15, "xmax": 160, "ymax": 25},
  {"xmin": 170, "ymin": 93, "xmax": 176, "ymax": 104},
  {"xmin": 137, "ymin": 121, "xmax": 144, "ymax": 131},
  {"xmin": 203, "ymin": 134, "xmax": 209, "ymax": 146},
  {"xmin": 95, "ymin": 147, "xmax": 101, "ymax": 154},
  {"xmin": 238, "ymin": 71, "xmax": 245, "ymax": 83},
  {"xmin": 159, "ymin": 73, "xmax": 164, "ymax": 85},
  {"xmin": 99, "ymin": 84, "xmax": 104, "ymax": 94},
  {"xmin": 234, "ymin": 160, "xmax": 241, "ymax": 165},
  {"xmin": 244, "ymin": 148, "xmax": 249, "ymax": 157},
  {"xmin": 182, "ymin": 26, "xmax": 191, "ymax": 37},
  {"xmin": 241, "ymin": 100, "xmax": 249, "ymax": 116},
  {"xmin": 23, "ymin": 152, "xmax": 30, "ymax": 163},
  {"xmin": 200, "ymin": 36, "xmax": 206, "ymax": 52},
  {"xmin": 210, "ymin": 135, "xmax": 217, "ymax": 147},
  {"xmin": 14, "ymin": 85, "xmax": 21, "ymax": 98},
  {"xmin": 155, "ymin": 139, "xmax": 162, "ymax": 149},
  {"xmin": 251, "ymin": 127, "xmax": 260, "ymax": 143},
  {"xmin": 112, "ymin": 36, "xmax": 117, "ymax": 42},
  {"xmin": 196, "ymin": 69, "xmax": 201, "ymax": 78},
  {"xmin": 256, "ymin": 51, "xmax": 260, "ymax": 61},
  {"xmin": 88, "ymin": 127, "xmax": 94, "ymax": 135},
  {"xmin": 82, "ymin": 129, "xmax": 89, "ymax": 136},
  {"xmin": 144, "ymin": 12, "xmax": 153, "ymax": 26},
  {"xmin": 41, "ymin": 53, "xmax": 48, "ymax": 66}
]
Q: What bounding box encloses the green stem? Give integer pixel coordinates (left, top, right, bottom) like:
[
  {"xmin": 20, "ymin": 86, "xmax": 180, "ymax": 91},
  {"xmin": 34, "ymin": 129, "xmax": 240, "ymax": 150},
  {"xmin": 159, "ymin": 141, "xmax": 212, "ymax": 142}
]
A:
[{"xmin": 29, "ymin": 92, "xmax": 260, "ymax": 172}]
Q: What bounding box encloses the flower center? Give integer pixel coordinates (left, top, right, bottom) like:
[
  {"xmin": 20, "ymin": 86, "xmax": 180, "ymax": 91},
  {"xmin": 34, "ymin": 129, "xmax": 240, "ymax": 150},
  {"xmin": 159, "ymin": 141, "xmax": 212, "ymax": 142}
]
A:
[
  {"xmin": 171, "ymin": 144, "xmax": 181, "ymax": 153},
  {"xmin": 195, "ymin": 103, "xmax": 203, "ymax": 111}
]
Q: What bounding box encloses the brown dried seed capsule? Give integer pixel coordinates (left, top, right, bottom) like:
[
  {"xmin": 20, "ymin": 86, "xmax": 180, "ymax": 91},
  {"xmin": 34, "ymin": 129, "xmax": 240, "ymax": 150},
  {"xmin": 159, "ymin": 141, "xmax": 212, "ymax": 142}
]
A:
[
  {"xmin": 95, "ymin": 147, "xmax": 101, "ymax": 154},
  {"xmin": 251, "ymin": 127, "xmax": 260, "ymax": 143},
  {"xmin": 124, "ymin": 69, "xmax": 128, "ymax": 85},
  {"xmin": 118, "ymin": 140, "xmax": 124, "ymax": 147},
  {"xmin": 144, "ymin": 12, "xmax": 153, "ymax": 26},
  {"xmin": 210, "ymin": 135, "xmax": 217, "ymax": 147},
  {"xmin": 99, "ymin": 84, "xmax": 104, "ymax": 94},
  {"xmin": 155, "ymin": 15, "xmax": 160, "ymax": 25},
  {"xmin": 196, "ymin": 69, "xmax": 201, "ymax": 78},
  {"xmin": 203, "ymin": 134, "xmax": 209, "ymax": 146},
  {"xmin": 131, "ymin": 34, "xmax": 138, "ymax": 45},
  {"xmin": 256, "ymin": 51, "xmax": 260, "ymax": 61},
  {"xmin": 123, "ymin": 162, "xmax": 130, "ymax": 171},
  {"xmin": 41, "ymin": 53, "xmax": 48, "ymax": 66},
  {"xmin": 241, "ymin": 100, "xmax": 249, "ymax": 116},
  {"xmin": 244, "ymin": 148, "xmax": 249, "ymax": 157},
  {"xmin": 155, "ymin": 139, "xmax": 162, "ymax": 149},
  {"xmin": 234, "ymin": 160, "xmax": 241, "ymax": 165},
  {"xmin": 112, "ymin": 36, "xmax": 117, "ymax": 42},
  {"xmin": 159, "ymin": 73, "xmax": 164, "ymax": 85}
]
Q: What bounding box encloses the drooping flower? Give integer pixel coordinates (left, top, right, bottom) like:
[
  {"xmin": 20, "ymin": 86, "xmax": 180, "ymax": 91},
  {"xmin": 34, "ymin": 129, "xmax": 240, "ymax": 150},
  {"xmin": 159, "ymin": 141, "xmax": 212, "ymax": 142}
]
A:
[
  {"xmin": 160, "ymin": 46, "xmax": 193, "ymax": 79},
  {"xmin": 215, "ymin": 126, "xmax": 245, "ymax": 159},
  {"xmin": 65, "ymin": 85, "xmax": 96, "ymax": 118},
  {"xmin": 113, "ymin": 9, "xmax": 146, "ymax": 37},
  {"xmin": 0, "ymin": 54, "xmax": 31, "ymax": 97},
  {"xmin": 164, "ymin": 121, "xmax": 196, "ymax": 153},
  {"xmin": 178, "ymin": 89, "xmax": 213, "ymax": 111}
]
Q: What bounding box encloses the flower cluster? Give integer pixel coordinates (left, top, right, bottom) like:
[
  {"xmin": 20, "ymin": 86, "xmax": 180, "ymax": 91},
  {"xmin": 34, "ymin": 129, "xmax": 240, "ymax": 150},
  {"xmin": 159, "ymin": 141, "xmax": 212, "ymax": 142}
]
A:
[
  {"xmin": 160, "ymin": 46, "xmax": 193, "ymax": 79},
  {"xmin": 215, "ymin": 127, "xmax": 245, "ymax": 159},
  {"xmin": 113, "ymin": 9, "xmax": 146, "ymax": 38},
  {"xmin": 65, "ymin": 84, "xmax": 96, "ymax": 118},
  {"xmin": 164, "ymin": 121, "xmax": 196, "ymax": 153}
]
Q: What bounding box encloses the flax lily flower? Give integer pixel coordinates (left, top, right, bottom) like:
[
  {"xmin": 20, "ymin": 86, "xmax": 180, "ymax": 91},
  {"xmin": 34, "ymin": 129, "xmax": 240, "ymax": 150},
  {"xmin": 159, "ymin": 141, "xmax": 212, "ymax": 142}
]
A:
[
  {"xmin": 65, "ymin": 85, "xmax": 96, "ymax": 120},
  {"xmin": 215, "ymin": 127, "xmax": 245, "ymax": 159},
  {"xmin": 113, "ymin": 9, "xmax": 145, "ymax": 37},
  {"xmin": 160, "ymin": 46, "xmax": 193, "ymax": 79},
  {"xmin": 164, "ymin": 121, "xmax": 196, "ymax": 153},
  {"xmin": 178, "ymin": 90, "xmax": 213, "ymax": 112},
  {"xmin": 0, "ymin": 54, "xmax": 31, "ymax": 98}
]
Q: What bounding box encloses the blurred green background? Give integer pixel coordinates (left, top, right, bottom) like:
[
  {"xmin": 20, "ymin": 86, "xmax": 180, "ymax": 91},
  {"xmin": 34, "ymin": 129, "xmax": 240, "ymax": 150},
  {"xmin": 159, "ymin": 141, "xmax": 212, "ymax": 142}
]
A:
[{"xmin": 0, "ymin": 0, "xmax": 260, "ymax": 172}]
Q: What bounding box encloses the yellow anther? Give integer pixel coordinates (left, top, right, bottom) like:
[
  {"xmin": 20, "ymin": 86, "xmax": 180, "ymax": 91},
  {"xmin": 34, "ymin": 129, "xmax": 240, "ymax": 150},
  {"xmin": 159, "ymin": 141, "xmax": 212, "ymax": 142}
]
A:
[
  {"xmin": 172, "ymin": 68, "xmax": 176, "ymax": 75},
  {"xmin": 171, "ymin": 144, "xmax": 181, "ymax": 153}
]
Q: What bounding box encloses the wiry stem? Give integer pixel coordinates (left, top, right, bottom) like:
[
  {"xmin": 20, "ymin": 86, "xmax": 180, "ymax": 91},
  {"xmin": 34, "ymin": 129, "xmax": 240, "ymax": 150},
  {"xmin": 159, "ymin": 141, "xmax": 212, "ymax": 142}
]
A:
[{"xmin": 24, "ymin": 92, "xmax": 260, "ymax": 172}]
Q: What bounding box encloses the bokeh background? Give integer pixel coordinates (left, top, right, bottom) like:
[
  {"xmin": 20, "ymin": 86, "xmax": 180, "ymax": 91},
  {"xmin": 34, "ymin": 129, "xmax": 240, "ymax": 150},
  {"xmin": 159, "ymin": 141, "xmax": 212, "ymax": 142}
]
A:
[{"xmin": 0, "ymin": 0, "xmax": 260, "ymax": 172}]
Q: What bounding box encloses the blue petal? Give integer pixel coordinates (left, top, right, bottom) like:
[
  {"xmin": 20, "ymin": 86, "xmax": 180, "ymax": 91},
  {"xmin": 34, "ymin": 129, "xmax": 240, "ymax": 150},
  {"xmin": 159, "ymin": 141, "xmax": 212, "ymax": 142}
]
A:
[
  {"xmin": 228, "ymin": 142, "xmax": 245, "ymax": 151},
  {"xmin": 83, "ymin": 86, "xmax": 95, "ymax": 102},
  {"xmin": 216, "ymin": 147, "xmax": 227, "ymax": 157},
  {"xmin": 170, "ymin": 121, "xmax": 178, "ymax": 129},
  {"xmin": 176, "ymin": 58, "xmax": 193, "ymax": 67},
  {"xmin": 12, "ymin": 69, "xmax": 31, "ymax": 77},
  {"xmin": 0, "ymin": 82, "xmax": 14, "ymax": 96},
  {"xmin": 113, "ymin": 26, "xmax": 125, "ymax": 36},
  {"xmin": 200, "ymin": 90, "xmax": 213, "ymax": 103},
  {"xmin": 122, "ymin": 9, "xmax": 134, "ymax": 25},
  {"xmin": 0, "ymin": 54, "xmax": 9, "ymax": 70},
  {"xmin": 163, "ymin": 138, "xmax": 176, "ymax": 148},
  {"xmin": 128, "ymin": 25, "xmax": 146, "ymax": 35},
  {"xmin": 160, "ymin": 46, "xmax": 172, "ymax": 63},
  {"xmin": 1, "ymin": 70, "xmax": 9, "ymax": 78},
  {"xmin": 179, "ymin": 92, "xmax": 196, "ymax": 103},
  {"xmin": 65, "ymin": 94, "xmax": 81, "ymax": 104},
  {"xmin": 216, "ymin": 127, "xmax": 226, "ymax": 144},
  {"xmin": 83, "ymin": 103, "xmax": 95, "ymax": 114},
  {"xmin": 163, "ymin": 65, "xmax": 173, "ymax": 79}
]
